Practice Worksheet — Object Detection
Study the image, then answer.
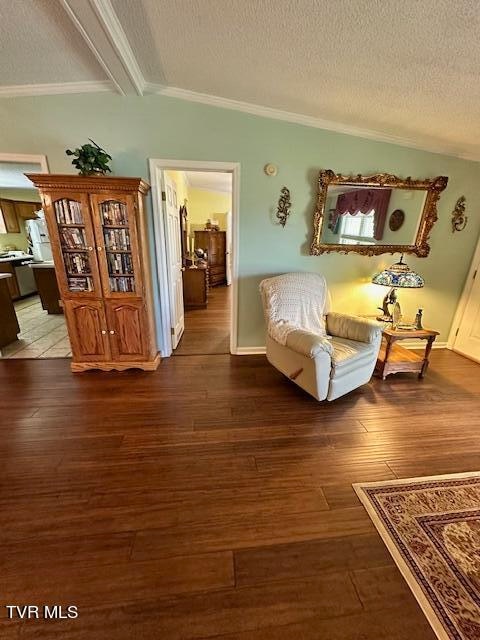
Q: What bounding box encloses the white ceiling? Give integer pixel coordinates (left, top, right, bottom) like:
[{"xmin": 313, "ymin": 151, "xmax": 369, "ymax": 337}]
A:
[
  {"xmin": 2, "ymin": 0, "xmax": 480, "ymax": 160},
  {"xmin": 0, "ymin": 0, "xmax": 105, "ymax": 85},
  {"xmin": 0, "ymin": 162, "xmax": 44, "ymax": 188},
  {"xmin": 184, "ymin": 171, "xmax": 232, "ymax": 193}
]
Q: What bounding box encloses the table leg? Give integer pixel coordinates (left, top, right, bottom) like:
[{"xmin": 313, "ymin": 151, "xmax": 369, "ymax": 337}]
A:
[
  {"xmin": 382, "ymin": 336, "xmax": 393, "ymax": 380},
  {"xmin": 420, "ymin": 336, "xmax": 435, "ymax": 378}
]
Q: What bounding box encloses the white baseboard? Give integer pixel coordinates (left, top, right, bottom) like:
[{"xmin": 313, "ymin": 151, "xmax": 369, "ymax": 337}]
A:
[
  {"xmin": 234, "ymin": 346, "xmax": 267, "ymax": 355},
  {"xmin": 233, "ymin": 342, "xmax": 448, "ymax": 356}
]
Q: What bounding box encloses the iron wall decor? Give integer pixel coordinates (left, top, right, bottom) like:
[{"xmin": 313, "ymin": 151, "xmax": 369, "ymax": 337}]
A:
[
  {"xmin": 276, "ymin": 186, "xmax": 291, "ymax": 227},
  {"xmin": 310, "ymin": 170, "xmax": 448, "ymax": 257},
  {"xmin": 451, "ymin": 196, "xmax": 467, "ymax": 232}
]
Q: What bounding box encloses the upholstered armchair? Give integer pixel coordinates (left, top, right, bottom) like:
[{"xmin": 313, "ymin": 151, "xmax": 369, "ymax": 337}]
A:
[{"xmin": 259, "ymin": 272, "xmax": 382, "ymax": 401}]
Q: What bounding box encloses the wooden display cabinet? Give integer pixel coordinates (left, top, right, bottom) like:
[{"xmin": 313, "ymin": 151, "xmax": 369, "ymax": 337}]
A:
[{"xmin": 27, "ymin": 174, "xmax": 160, "ymax": 372}]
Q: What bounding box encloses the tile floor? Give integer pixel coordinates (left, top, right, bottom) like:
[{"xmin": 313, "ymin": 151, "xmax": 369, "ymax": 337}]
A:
[{"xmin": 1, "ymin": 295, "xmax": 71, "ymax": 359}]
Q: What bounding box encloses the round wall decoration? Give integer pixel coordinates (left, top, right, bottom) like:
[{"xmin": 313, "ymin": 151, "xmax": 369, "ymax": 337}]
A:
[
  {"xmin": 389, "ymin": 209, "xmax": 405, "ymax": 231},
  {"xmin": 264, "ymin": 163, "xmax": 278, "ymax": 177}
]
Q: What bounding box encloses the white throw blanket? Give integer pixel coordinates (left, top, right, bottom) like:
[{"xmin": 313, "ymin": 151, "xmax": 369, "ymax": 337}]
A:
[{"xmin": 259, "ymin": 272, "xmax": 330, "ymax": 345}]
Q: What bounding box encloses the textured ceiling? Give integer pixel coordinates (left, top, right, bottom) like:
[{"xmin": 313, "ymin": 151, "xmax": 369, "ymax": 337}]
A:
[
  {"xmin": 185, "ymin": 171, "xmax": 232, "ymax": 193},
  {"xmin": 112, "ymin": 0, "xmax": 480, "ymax": 158},
  {"xmin": 0, "ymin": 0, "xmax": 106, "ymax": 84},
  {"xmin": 2, "ymin": 0, "xmax": 480, "ymax": 158}
]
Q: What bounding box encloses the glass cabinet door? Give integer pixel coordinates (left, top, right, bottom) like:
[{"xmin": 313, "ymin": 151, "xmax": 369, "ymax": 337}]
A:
[
  {"xmin": 45, "ymin": 193, "xmax": 102, "ymax": 297},
  {"xmin": 90, "ymin": 194, "xmax": 142, "ymax": 297}
]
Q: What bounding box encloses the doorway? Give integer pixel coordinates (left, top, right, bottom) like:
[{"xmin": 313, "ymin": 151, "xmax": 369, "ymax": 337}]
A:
[
  {"xmin": 150, "ymin": 160, "xmax": 239, "ymax": 357},
  {"xmin": 451, "ymin": 236, "xmax": 480, "ymax": 363},
  {"xmin": 0, "ymin": 154, "xmax": 71, "ymax": 360}
]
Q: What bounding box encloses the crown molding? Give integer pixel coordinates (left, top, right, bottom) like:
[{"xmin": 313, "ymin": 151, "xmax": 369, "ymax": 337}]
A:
[
  {"xmin": 60, "ymin": 0, "xmax": 146, "ymax": 95},
  {"xmin": 145, "ymin": 83, "xmax": 479, "ymax": 162},
  {"xmin": 0, "ymin": 81, "xmax": 114, "ymax": 98}
]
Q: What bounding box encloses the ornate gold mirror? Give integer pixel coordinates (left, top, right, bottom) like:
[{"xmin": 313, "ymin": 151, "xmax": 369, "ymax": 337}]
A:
[{"xmin": 310, "ymin": 170, "xmax": 448, "ymax": 256}]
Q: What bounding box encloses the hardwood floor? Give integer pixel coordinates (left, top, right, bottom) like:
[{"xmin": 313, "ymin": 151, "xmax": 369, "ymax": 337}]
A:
[
  {"xmin": 1, "ymin": 349, "xmax": 479, "ymax": 638},
  {"xmin": 175, "ymin": 284, "xmax": 230, "ymax": 355},
  {"xmin": 1, "ymin": 295, "xmax": 71, "ymax": 359}
]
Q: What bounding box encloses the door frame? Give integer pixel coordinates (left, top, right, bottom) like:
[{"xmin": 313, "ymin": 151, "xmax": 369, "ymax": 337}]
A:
[
  {"xmin": 0, "ymin": 153, "xmax": 49, "ymax": 173},
  {"xmin": 448, "ymin": 229, "xmax": 480, "ymax": 355},
  {"xmin": 149, "ymin": 159, "xmax": 240, "ymax": 357}
]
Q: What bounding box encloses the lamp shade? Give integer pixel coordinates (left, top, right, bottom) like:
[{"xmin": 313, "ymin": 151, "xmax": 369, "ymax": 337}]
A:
[{"xmin": 372, "ymin": 255, "xmax": 424, "ymax": 289}]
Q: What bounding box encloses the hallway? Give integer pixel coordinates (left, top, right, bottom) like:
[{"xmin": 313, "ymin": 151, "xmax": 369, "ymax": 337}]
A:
[{"xmin": 174, "ymin": 285, "xmax": 231, "ymax": 356}]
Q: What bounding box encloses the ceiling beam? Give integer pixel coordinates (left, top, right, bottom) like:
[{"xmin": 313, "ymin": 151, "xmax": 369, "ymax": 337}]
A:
[{"xmin": 60, "ymin": 0, "xmax": 145, "ymax": 96}]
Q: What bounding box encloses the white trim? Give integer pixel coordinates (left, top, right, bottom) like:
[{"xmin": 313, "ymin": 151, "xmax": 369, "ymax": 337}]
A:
[
  {"xmin": 232, "ymin": 342, "xmax": 447, "ymax": 355},
  {"xmin": 448, "ymin": 229, "xmax": 480, "ymax": 350},
  {"xmin": 0, "ymin": 65, "xmax": 477, "ymax": 161},
  {"xmin": 235, "ymin": 346, "xmax": 267, "ymax": 356},
  {"xmin": 145, "ymin": 83, "xmax": 479, "ymax": 162},
  {"xmin": 149, "ymin": 159, "xmax": 240, "ymax": 357},
  {"xmin": 60, "ymin": 0, "xmax": 145, "ymax": 95},
  {"xmin": 89, "ymin": 0, "xmax": 145, "ymax": 95},
  {"xmin": 0, "ymin": 81, "xmax": 113, "ymax": 98},
  {"xmin": 0, "ymin": 153, "xmax": 49, "ymax": 173}
]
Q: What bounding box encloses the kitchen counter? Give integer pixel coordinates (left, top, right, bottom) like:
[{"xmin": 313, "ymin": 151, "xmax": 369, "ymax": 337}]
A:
[
  {"xmin": 0, "ymin": 253, "xmax": 32, "ymax": 263},
  {"xmin": 29, "ymin": 261, "xmax": 56, "ymax": 269},
  {"xmin": 0, "ymin": 254, "xmax": 37, "ymax": 300},
  {"xmin": 29, "ymin": 262, "xmax": 62, "ymax": 314}
]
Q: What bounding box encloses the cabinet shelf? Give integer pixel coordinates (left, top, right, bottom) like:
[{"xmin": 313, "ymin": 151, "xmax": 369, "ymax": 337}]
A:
[
  {"xmin": 103, "ymin": 224, "xmax": 129, "ymax": 229},
  {"xmin": 58, "ymin": 223, "xmax": 85, "ymax": 228},
  {"xmin": 109, "ymin": 273, "xmax": 134, "ymax": 277},
  {"xmin": 105, "ymin": 248, "xmax": 131, "ymax": 253},
  {"xmin": 62, "ymin": 247, "xmax": 88, "ymax": 252},
  {"xmin": 66, "ymin": 271, "xmax": 92, "ymax": 277}
]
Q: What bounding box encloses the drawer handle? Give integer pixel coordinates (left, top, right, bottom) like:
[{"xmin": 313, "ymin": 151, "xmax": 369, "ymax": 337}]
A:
[
  {"xmin": 109, "ymin": 330, "xmax": 115, "ymax": 335},
  {"xmin": 101, "ymin": 330, "xmax": 107, "ymax": 335},
  {"xmin": 88, "ymin": 246, "xmax": 94, "ymax": 252},
  {"xmin": 97, "ymin": 246, "xmax": 103, "ymax": 251}
]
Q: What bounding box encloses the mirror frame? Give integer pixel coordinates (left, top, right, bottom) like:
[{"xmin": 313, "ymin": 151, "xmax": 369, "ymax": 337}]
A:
[{"xmin": 310, "ymin": 170, "xmax": 448, "ymax": 257}]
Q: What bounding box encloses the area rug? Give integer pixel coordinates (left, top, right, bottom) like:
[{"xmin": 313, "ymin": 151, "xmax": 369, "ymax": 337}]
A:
[{"xmin": 353, "ymin": 472, "xmax": 480, "ymax": 640}]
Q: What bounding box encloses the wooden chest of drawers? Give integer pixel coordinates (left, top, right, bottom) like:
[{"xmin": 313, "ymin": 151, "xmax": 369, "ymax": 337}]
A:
[
  {"xmin": 183, "ymin": 266, "xmax": 209, "ymax": 309},
  {"xmin": 194, "ymin": 230, "xmax": 226, "ymax": 287}
]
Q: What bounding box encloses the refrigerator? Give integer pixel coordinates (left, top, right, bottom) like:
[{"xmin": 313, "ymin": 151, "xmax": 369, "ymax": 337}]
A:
[{"xmin": 26, "ymin": 214, "xmax": 53, "ymax": 262}]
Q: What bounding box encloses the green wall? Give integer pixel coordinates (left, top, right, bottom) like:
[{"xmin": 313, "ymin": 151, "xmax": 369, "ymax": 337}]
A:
[{"xmin": 0, "ymin": 93, "xmax": 479, "ymax": 347}]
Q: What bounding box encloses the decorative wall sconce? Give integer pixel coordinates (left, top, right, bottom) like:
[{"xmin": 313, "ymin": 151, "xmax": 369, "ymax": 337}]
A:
[
  {"xmin": 451, "ymin": 196, "xmax": 467, "ymax": 232},
  {"xmin": 276, "ymin": 187, "xmax": 291, "ymax": 227}
]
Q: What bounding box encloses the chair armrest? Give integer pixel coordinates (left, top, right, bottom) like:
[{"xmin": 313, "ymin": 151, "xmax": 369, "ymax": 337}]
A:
[
  {"xmin": 285, "ymin": 329, "xmax": 333, "ymax": 358},
  {"xmin": 326, "ymin": 312, "xmax": 382, "ymax": 344}
]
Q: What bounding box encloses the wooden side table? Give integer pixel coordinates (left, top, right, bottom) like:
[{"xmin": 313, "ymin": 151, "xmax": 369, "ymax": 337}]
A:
[{"xmin": 375, "ymin": 327, "xmax": 439, "ymax": 380}]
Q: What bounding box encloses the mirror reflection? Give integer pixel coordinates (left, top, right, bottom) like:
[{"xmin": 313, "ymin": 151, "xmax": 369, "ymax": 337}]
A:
[{"xmin": 320, "ymin": 185, "xmax": 427, "ymax": 246}]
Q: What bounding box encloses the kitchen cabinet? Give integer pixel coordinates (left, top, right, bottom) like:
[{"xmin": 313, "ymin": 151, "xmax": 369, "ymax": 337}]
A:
[
  {"xmin": 31, "ymin": 264, "xmax": 62, "ymax": 314},
  {"xmin": 0, "ymin": 275, "xmax": 20, "ymax": 348},
  {"xmin": 15, "ymin": 201, "xmax": 41, "ymax": 220},
  {"xmin": 0, "ymin": 199, "xmax": 20, "ymax": 233},
  {"xmin": 0, "ymin": 262, "xmax": 20, "ymax": 299}
]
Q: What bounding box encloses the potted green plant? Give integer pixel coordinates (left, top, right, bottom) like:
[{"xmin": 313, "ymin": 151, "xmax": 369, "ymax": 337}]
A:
[{"xmin": 66, "ymin": 139, "xmax": 112, "ymax": 176}]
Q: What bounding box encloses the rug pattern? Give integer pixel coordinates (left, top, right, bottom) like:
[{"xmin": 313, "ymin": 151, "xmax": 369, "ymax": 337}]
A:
[{"xmin": 354, "ymin": 474, "xmax": 480, "ymax": 640}]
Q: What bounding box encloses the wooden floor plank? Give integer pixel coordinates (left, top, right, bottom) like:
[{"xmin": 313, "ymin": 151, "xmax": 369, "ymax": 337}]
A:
[{"xmin": 0, "ymin": 349, "xmax": 478, "ymax": 639}]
